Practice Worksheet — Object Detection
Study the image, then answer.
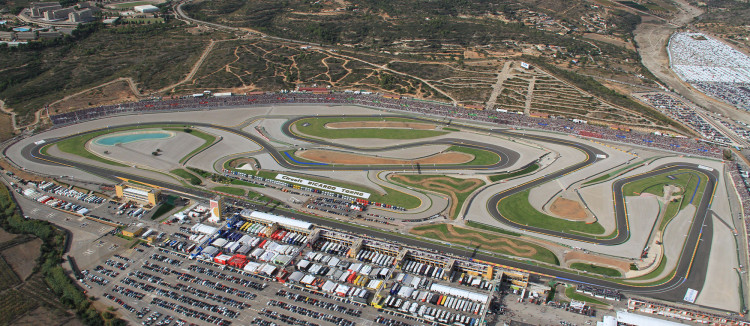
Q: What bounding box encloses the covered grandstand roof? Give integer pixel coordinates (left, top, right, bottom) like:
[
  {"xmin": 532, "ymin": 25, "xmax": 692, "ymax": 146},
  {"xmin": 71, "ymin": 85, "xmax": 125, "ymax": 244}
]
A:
[
  {"xmin": 240, "ymin": 209, "xmax": 313, "ymax": 230},
  {"xmin": 430, "ymin": 283, "xmax": 489, "ymax": 302}
]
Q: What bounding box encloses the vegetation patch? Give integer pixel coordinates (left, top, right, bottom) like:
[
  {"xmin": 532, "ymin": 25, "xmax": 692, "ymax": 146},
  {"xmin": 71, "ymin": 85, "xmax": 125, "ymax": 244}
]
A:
[
  {"xmin": 230, "ymin": 179, "xmax": 263, "ymax": 188},
  {"xmin": 489, "ymin": 163, "xmax": 539, "ymax": 182},
  {"xmin": 293, "ymin": 117, "xmax": 447, "ymax": 140},
  {"xmin": 0, "ymin": 184, "xmax": 123, "ymax": 325},
  {"xmin": 564, "ymin": 286, "xmax": 607, "ymax": 305},
  {"xmin": 497, "ymin": 190, "xmax": 605, "ymax": 235},
  {"xmin": 570, "ymin": 262, "xmax": 622, "ymax": 277},
  {"xmin": 170, "ymin": 168, "xmax": 201, "ymax": 185},
  {"xmin": 410, "ymin": 224, "xmax": 559, "ymax": 265},
  {"xmin": 213, "ymin": 186, "xmax": 246, "ymax": 196},
  {"xmin": 150, "ymin": 195, "xmax": 178, "ymax": 220},
  {"xmin": 446, "ymin": 145, "xmax": 500, "ymax": 166}
]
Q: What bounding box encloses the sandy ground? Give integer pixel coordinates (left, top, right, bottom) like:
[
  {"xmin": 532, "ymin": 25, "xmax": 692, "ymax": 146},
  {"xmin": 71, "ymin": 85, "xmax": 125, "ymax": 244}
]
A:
[
  {"xmin": 297, "ymin": 149, "xmax": 474, "ymax": 165},
  {"xmin": 11, "ymin": 306, "xmax": 82, "ymax": 326},
  {"xmin": 549, "ymin": 196, "xmax": 589, "ymax": 221},
  {"xmin": 326, "ymin": 121, "xmax": 437, "ymax": 130},
  {"xmin": 579, "ymin": 182, "xmax": 617, "ymax": 232},
  {"xmin": 564, "ymin": 250, "xmax": 631, "ymax": 272},
  {"xmin": 0, "ymin": 228, "xmax": 18, "ymax": 243},
  {"xmin": 249, "ymin": 118, "xmax": 315, "ymax": 146},
  {"xmin": 188, "ymin": 126, "xmax": 263, "ymax": 172},
  {"xmin": 526, "ymin": 141, "xmax": 589, "ymax": 214},
  {"xmin": 623, "ymin": 195, "xmax": 661, "ymax": 252},
  {"xmin": 0, "ymin": 112, "xmax": 14, "ymax": 141},
  {"xmin": 1, "ymin": 238, "xmax": 42, "ymax": 280},
  {"xmin": 88, "ymin": 130, "xmax": 205, "ymax": 171},
  {"xmin": 45, "ymin": 145, "xmax": 179, "ymax": 185},
  {"xmin": 644, "ymin": 204, "xmax": 696, "ymax": 282},
  {"xmin": 694, "ymin": 213, "xmax": 741, "ymax": 311},
  {"xmin": 694, "ymin": 165, "xmax": 742, "ymax": 311}
]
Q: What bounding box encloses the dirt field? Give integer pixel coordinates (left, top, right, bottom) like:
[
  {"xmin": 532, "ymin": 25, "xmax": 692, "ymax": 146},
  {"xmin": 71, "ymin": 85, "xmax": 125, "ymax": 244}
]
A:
[
  {"xmin": 326, "ymin": 121, "xmax": 438, "ymax": 130},
  {"xmin": 583, "ymin": 33, "xmax": 636, "ymax": 51},
  {"xmin": 0, "ymin": 229, "xmax": 18, "ymax": 243},
  {"xmin": 2, "ymin": 238, "xmax": 43, "ymax": 280},
  {"xmin": 410, "ymin": 224, "xmax": 539, "ymax": 257},
  {"xmin": 564, "ymin": 250, "xmax": 631, "ymax": 272},
  {"xmin": 11, "ymin": 306, "xmax": 81, "ymax": 326},
  {"xmin": 297, "ymin": 150, "xmax": 473, "ymax": 165},
  {"xmin": 0, "ymin": 113, "xmax": 14, "ymax": 141},
  {"xmin": 48, "ymin": 80, "xmax": 139, "ymax": 115},
  {"xmin": 549, "ymin": 197, "xmax": 589, "ymax": 221},
  {"xmin": 391, "ymin": 175, "xmax": 483, "ymax": 218}
]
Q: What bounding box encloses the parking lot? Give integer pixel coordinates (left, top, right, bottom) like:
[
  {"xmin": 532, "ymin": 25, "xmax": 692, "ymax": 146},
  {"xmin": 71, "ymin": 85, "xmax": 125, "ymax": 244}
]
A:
[{"xmin": 79, "ymin": 243, "xmax": 423, "ymax": 326}]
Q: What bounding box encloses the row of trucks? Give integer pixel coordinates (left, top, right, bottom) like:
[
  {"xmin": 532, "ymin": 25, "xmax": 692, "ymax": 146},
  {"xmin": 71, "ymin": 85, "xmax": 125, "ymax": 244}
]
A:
[
  {"xmin": 269, "ymin": 229, "xmax": 308, "ymax": 246},
  {"xmin": 163, "ymin": 239, "xmax": 195, "ymax": 253},
  {"xmin": 388, "ymin": 283, "xmax": 484, "ymax": 315},
  {"xmin": 356, "ymin": 249, "xmax": 396, "ymax": 267},
  {"xmin": 451, "ymin": 271, "xmax": 493, "ymax": 290},
  {"xmin": 37, "ymin": 181, "xmax": 105, "ymax": 204},
  {"xmin": 233, "ymin": 221, "xmax": 309, "ymax": 246},
  {"xmin": 402, "ymin": 260, "xmax": 446, "ymax": 280},
  {"xmin": 35, "ymin": 194, "xmax": 90, "ymax": 215},
  {"xmin": 380, "ymin": 295, "xmax": 480, "ymax": 326},
  {"xmin": 313, "ymin": 240, "xmax": 349, "ymax": 256}
]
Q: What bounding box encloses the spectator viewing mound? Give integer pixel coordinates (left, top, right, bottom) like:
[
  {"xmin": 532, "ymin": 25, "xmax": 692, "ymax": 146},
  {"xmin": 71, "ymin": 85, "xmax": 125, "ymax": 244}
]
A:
[
  {"xmin": 409, "ymin": 224, "xmax": 559, "ymax": 265},
  {"xmin": 390, "ymin": 175, "xmax": 485, "ymax": 219},
  {"xmin": 295, "ymin": 149, "xmax": 474, "ymax": 165},
  {"xmin": 549, "ymin": 197, "xmax": 589, "ymax": 221},
  {"xmin": 325, "ymin": 121, "xmax": 438, "ymax": 130}
]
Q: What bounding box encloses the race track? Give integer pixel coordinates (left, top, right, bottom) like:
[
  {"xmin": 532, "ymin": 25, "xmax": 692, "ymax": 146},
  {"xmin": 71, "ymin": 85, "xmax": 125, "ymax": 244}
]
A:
[{"xmin": 11, "ymin": 114, "xmax": 719, "ymax": 302}]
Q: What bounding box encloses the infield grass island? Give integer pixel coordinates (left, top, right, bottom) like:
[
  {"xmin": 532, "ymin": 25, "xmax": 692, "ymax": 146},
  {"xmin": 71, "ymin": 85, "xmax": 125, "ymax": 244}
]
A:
[
  {"xmin": 497, "ymin": 189, "xmax": 606, "ymax": 235},
  {"xmin": 292, "ymin": 117, "xmax": 449, "ymax": 139},
  {"xmin": 390, "ymin": 174, "xmax": 485, "ymax": 219},
  {"xmin": 569, "ymin": 262, "xmax": 622, "ymax": 277},
  {"xmin": 52, "ymin": 125, "xmax": 214, "ymax": 167},
  {"xmin": 621, "ymin": 169, "xmax": 708, "ymax": 231}
]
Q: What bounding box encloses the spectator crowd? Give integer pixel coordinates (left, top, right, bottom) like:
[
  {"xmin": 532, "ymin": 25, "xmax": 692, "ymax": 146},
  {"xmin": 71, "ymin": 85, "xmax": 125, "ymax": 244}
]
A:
[{"xmin": 49, "ymin": 92, "xmax": 723, "ymax": 158}]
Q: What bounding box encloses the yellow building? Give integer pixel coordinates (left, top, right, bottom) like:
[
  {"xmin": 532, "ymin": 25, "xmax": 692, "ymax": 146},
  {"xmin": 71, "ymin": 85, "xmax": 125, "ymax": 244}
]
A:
[
  {"xmin": 122, "ymin": 226, "xmax": 145, "ymax": 238},
  {"xmin": 115, "ymin": 183, "xmax": 160, "ymax": 206}
]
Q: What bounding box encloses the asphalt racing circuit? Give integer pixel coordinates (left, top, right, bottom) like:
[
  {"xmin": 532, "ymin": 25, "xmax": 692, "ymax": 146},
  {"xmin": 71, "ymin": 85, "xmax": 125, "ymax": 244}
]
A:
[{"xmin": 11, "ymin": 113, "xmax": 719, "ymax": 303}]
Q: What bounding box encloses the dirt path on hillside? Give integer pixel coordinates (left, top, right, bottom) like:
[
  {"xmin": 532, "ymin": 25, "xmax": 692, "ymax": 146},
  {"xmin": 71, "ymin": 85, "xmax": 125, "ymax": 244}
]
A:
[
  {"xmin": 391, "ymin": 175, "xmax": 482, "ymax": 218},
  {"xmin": 297, "ymin": 150, "xmax": 473, "ymax": 165},
  {"xmin": 410, "ymin": 224, "xmax": 539, "ymax": 257}
]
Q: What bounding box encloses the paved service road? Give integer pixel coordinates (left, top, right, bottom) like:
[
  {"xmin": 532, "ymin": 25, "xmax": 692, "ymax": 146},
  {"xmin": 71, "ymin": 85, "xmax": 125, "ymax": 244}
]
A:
[{"xmin": 15, "ymin": 116, "xmax": 717, "ymax": 303}]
